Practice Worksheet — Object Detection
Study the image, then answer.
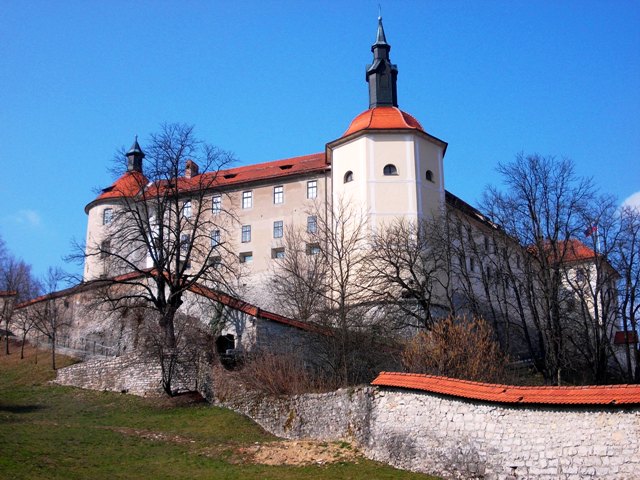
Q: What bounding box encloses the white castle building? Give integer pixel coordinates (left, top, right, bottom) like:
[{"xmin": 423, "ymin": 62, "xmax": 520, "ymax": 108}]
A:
[
  {"xmin": 79, "ymin": 18, "xmax": 630, "ymax": 379},
  {"xmin": 84, "ymin": 18, "xmax": 449, "ymax": 284}
]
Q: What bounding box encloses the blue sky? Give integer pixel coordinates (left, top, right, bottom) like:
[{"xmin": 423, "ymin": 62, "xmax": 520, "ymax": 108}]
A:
[{"xmin": 1, "ymin": 0, "xmax": 638, "ymax": 280}]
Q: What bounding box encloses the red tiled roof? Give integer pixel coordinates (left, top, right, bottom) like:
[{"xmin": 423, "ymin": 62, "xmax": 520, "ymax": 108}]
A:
[
  {"xmin": 16, "ymin": 272, "xmax": 327, "ymax": 336},
  {"xmin": 614, "ymin": 331, "xmax": 638, "ymax": 345},
  {"xmin": 189, "ymin": 283, "xmax": 331, "ymax": 335},
  {"xmin": 528, "ymin": 239, "xmax": 597, "ymax": 264},
  {"xmin": 559, "ymin": 239, "xmax": 597, "ymax": 263},
  {"xmin": 91, "ymin": 153, "xmax": 328, "ymax": 205},
  {"xmin": 96, "ymin": 171, "xmax": 147, "ymax": 201},
  {"xmin": 342, "ymin": 107, "xmax": 424, "ymax": 137},
  {"xmin": 372, "ymin": 372, "xmax": 640, "ymax": 405}
]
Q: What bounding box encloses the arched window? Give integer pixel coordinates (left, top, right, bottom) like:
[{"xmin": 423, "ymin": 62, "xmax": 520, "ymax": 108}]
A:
[
  {"xmin": 383, "ymin": 164, "xmax": 398, "ymax": 176},
  {"xmin": 426, "ymin": 170, "xmax": 434, "ymax": 182},
  {"xmin": 344, "ymin": 171, "xmax": 354, "ymax": 183}
]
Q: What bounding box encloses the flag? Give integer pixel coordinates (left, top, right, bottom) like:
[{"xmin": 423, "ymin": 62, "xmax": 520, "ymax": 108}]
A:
[{"xmin": 584, "ymin": 225, "xmax": 597, "ymax": 237}]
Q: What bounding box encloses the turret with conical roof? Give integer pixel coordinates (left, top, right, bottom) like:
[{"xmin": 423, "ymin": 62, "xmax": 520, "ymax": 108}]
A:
[
  {"xmin": 126, "ymin": 136, "xmax": 145, "ymax": 173},
  {"xmin": 366, "ymin": 16, "xmax": 398, "ymax": 108}
]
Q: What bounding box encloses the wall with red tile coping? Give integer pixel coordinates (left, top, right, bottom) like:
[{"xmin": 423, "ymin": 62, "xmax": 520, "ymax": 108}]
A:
[{"xmin": 217, "ymin": 376, "xmax": 640, "ymax": 480}]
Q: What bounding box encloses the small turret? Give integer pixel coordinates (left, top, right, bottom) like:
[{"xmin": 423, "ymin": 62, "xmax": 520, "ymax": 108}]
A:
[
  {"xmin": 366, "ymin": 16, "xmax": 399, "ymax": 109},
  {"xmin": 126, "ymin": 136, "xmax": 145, "ymax": 173}
]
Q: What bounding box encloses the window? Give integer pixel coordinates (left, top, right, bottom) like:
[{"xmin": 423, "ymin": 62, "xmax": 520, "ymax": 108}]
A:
[
  {"xmin": 576, "ymin": 268, "xmax": 586, "ymax": 283},
  {"xmin": 307, "ymin": 180, "xmax": 317, "ymax": 199},
  {"xmin": 273, "ymin": 185, "xmax": 284, "ymax": 204},
  {"xmin": 209, "ymin": 256, "xmax": 222, "ymax": 268},
  {"xmin": 271, "ymin": 247, "xmax": 285, "ymax": 259},
  {"xmin": 239, "ymin": 252, "xmax": 253, "ymax": 263},
  {"xmin": 242, "ymin": 191, "xmax": 252, "ymax": 209},
  {"xmin": 180, "ymin": 233, "xmax": 190, "ymax": 252},
  {"xmin": 183, "ymin": 200, "xmax": 192, "ymax": 218},
  {"xmin": 383, "ymin": 164, "xmax": 398, "ymax": 176},
  {"xmin": 344, "ymin": 171, "xmax": 353, "ymax": 183},
  {"xmin": 103, "ymin": 208, "xmax": 113, "ymax": 225},
  {"xmin": 307, "ymin": 215, "xmax": 317, "ymax": 234},
  {"xmin": 307, "ymin": 243, "xmax": 321, "ymax": 255},
  {"xmin": 211, "ymin": 230, "xmax": 221, "ymax": 247},
  {"xmin": 426, "ymin": 170, "xmax": 434, "ymax": 182},
  {"xmin": 469, "ymin": 257, "xmax": 476, "ymax": 272},
  {"xmin": 484, "ymin": 236, "xmax": 490, "ymax": 252},
  {"xmin": 100, "ymin": 239, "xmax": 110, "ymax": 259},
  {"xmin": 273, "ymin": 220, "xmax": 283, "ymax": 238},
  {"xmin": 241, "ymin": 225, "xmax": 251, "ymax": 243},
  {"xmin": 212, "ymin": 195, "xmax": 221, "ymax": 214}
]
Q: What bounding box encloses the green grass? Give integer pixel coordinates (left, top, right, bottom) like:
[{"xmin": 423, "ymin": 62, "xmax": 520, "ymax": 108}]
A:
[{"xmin": 0, "ymin": 344, "xmax": 437, "ymax": 479}]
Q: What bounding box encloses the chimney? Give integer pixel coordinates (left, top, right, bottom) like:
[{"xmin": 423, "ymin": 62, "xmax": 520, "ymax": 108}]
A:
[{"xmin": 185, "ymin": 159, "xmax": 199, "ymax": 179}]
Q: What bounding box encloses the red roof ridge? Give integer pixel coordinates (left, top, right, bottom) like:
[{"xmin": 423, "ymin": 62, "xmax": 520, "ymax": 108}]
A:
[
  {"xmin": 372, "ymin": 371, "xmax": 640, "ymax": 405},
  {"xmin": 189, "ymin": 283, "xmax": 330, "ymax": 335},
  {"xmin": 88, "ymin": 153, "xmax": 328, "ymax": 207}
]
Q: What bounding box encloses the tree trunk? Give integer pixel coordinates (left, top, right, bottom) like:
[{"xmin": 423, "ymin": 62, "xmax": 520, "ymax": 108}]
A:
[
  {"xmin": 4, "ymin": 318, "xmax": 9, "ymax": 355},
  {"xmin": 51, "ymin": 332, "xmax": 57, "ymax": 371}
]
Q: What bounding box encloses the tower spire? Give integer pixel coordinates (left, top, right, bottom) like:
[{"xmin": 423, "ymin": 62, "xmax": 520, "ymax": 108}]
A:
[
  {"xmin": 126, "ymin": 136, "xmax": 145, "ymax": 173},
  {"xmin": 366, "ymin": 16, "xmax": 398, "ymax": 108}
]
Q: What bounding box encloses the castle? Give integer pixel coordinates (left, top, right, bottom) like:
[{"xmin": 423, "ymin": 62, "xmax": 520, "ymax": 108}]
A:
[
  {"xmin": 73, "ymin": 17, "xmax": 630, "ymax": 381},
  {"xmin": 83, "ymin": 17, "xmax": 447, "ymax": 284}
]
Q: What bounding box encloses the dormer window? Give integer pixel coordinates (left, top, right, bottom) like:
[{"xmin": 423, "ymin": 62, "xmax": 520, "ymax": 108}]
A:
[
  {"xmin": 426, "ymin": 170, "xmax": 434, "ymax": 182},
  {"xmin": 344, "ymin": 171, "xmax": 354, "ymax": 183},
  {"xmin": 383, "ymin": 164, "xmax": 398, "ymax": 176}
]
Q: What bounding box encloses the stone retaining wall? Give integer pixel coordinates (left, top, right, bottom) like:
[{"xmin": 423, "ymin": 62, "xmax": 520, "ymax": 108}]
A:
[
  {"xmin": 55, "ymin": 353, "xmax": 204, "ymax": 396},
  {"xmin": 217, "ymin": 384, "xmax": 640, "ymax": 480}
]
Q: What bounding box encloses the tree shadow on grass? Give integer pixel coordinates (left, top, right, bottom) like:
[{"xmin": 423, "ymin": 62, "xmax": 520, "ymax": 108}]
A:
[{"xmin": 0, "ymin": 404, "xmax": 45, "ymax": 414}]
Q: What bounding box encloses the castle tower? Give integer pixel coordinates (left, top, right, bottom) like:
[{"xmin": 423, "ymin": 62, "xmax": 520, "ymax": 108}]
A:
[
  {"xmin": 327, "ymin": 17, "xmax": 448, "ymax": 228},
  {"xmin": 83, "ymin": 137, "xmax": 148, "ymax": 281}
]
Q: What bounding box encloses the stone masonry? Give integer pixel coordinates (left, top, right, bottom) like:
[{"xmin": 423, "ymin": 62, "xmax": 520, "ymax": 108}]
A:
[{"xmin": 217, "ymin": 385, "xmax": 640, "ymax": 480}]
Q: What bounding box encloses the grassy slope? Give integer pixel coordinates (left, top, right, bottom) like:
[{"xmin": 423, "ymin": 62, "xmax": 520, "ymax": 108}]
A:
[{"xmin": 0, "ymin": 344, "xmax": 437, "ymax": 480}]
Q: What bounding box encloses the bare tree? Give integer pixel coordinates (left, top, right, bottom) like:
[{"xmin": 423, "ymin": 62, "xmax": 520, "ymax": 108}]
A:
[
  {"xmin": 614, "ymin": 206, "xmax": 640, "ymax": 383},
  {"xmin": 271, "ymin": 198, "xmax": 394, "ymax": 386},
  {"xmin": 268, "ymin": 225, "xmax": 327, "ymax": 322},
  {"xmin": 481, "ymin": 153, "xmax": 596, "ymax": 384},
  {"xmin": 367, "ymin": 216, "xmax": 455, "ymax": 330},
  {"xmin": 12, "ymin": 308, "xmax": 37, "ymax": 359},
  {"xmin": 0, "ymin": 236, "xmax": 40, "ymax": 355},
  {"xmin": 74, "ymin": 123, "xmax": 239, "ymax": 395},
  {"xmin": 32, "ymin": 267, "xmax": 69, "ymax": 370}
]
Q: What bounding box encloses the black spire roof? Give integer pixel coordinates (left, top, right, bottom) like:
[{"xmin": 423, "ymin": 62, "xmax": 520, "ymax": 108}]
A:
[
  {"xmin": 366, "ymin": 16, "xmax": 398, "ymax": 109},
  {"xmin": 126, "ymin": 136, "xmax": 145, "ymax": 173}
]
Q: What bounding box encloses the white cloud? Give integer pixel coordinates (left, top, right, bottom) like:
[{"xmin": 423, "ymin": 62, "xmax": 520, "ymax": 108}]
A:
[
  {"xmin": 13, "ymin": 209, "xmax": 42, "ymax": 227},
  {"xmin": 622, "ymin": 191, "xmax": 640, "ymax": 210}
]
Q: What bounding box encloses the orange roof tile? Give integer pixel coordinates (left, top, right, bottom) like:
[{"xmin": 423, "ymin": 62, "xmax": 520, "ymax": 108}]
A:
[
  {"xmin": 16, "ymin": 272, "xmax": 328, "ymax": 336},
  {"xmin": 96, "ymin": 171, "xmax": 147, "ymax": 201},
  {"xmin": 528, "ymin": 239, "xmax": 597, "ymax": 264},
  {"xmin": 561, "ymin": 239, "xmax": 597, "ymax": 262},
  {"xmin": 372, "ymin": 372, "xmax": 640, "ymax": 405},
  {"xmin": 342, "ymin": 107, "xmax": 424, "ymax": 137},
  {"xmin": 614, "ymin": 331, "xmax": 638, "ymax": 345},
  {"xmin": 91, "ymin": 153, "xmax": 328, "ymax": 205}
]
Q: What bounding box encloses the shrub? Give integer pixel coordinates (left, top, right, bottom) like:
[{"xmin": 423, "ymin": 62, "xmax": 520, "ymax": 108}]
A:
[{"xmin": 402, "ymin": 316, "xmax": 509, "ymax": 384}]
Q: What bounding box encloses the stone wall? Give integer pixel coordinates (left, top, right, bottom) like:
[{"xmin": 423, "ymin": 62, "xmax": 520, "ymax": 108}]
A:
[
  {"xmin": 55, "ymin": 352, "xmax": 206, "ymax": 396},
  {"xmin": 216, "ymin": 385, "xmax": 640, "ymax": 480}
]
